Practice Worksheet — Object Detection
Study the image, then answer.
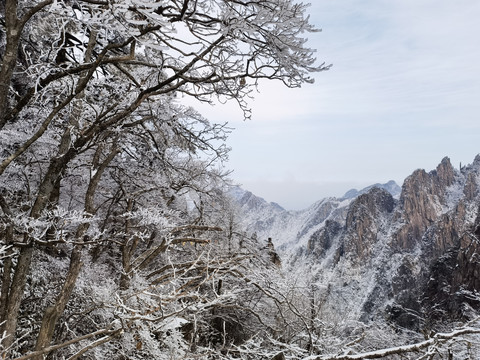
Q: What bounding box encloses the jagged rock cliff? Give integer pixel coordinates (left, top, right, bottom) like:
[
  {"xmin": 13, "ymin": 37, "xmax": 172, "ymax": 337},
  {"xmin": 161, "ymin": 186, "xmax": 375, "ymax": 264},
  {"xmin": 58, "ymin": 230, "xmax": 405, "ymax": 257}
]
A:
[
  {"xmin": 394, "ymin": 157, "xmax": 456, "ymax": 251},
  {"xmin": 235, "ymin": 155, "xmax": 480, "ymax": 330},
  {"xmin": 307, "ymin": 155, "xmax": 480, "ymax": 329}
]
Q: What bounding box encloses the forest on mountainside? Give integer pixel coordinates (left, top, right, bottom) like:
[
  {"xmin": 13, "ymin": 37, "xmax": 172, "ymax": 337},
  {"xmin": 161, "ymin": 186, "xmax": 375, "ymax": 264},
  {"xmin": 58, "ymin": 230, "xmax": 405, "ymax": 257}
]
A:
[{"xmin": 0, "ymin": 1, "xmax": 480, "ymax": 359}]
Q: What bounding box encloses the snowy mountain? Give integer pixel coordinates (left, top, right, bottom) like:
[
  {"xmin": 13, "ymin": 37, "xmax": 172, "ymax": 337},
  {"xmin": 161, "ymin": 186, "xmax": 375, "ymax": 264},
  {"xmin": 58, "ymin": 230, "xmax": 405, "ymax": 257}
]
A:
[
  {"xmin": 231, "ymin": 179, "xmax": 401, "ymax": 250},
  {"xmin": 232, "ymin": 155, "xmax": 480, "ymax": 330}
]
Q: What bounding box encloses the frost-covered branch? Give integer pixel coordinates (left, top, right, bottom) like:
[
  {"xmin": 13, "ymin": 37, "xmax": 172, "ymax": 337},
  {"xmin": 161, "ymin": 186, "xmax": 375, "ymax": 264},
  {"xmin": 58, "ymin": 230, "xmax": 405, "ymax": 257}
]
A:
[
  {"xmin": 11, "ymin": 326, "xmax": 122, "ymax": 360},
  {"xmin": 309, "ymin": 323, "xmax": 480, "ymax": 360}
]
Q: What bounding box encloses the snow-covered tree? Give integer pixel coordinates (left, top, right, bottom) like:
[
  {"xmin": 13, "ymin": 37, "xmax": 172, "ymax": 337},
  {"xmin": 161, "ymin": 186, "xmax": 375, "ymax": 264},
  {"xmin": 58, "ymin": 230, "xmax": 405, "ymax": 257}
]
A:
[{"xmin": 0, "ymin": 0, "xmax": 328, "ymax": 358}]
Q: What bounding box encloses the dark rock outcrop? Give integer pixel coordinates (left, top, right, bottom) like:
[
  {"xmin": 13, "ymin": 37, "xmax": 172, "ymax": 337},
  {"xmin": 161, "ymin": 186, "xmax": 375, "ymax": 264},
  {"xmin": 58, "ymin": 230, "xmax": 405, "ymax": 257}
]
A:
[
  {"xmin": 307, "ymin": 220, "xmax": 341, "ymax": 258},
  {"xmin": 341, "ymin": 187, "xmax": 395, "ymax": 261},
  {"xmin": 423, "ymin": 224, "xmax": 480, "ymax": 323},
  {"xmin": 464, "ymin": 172, "xmax": 478, "ymax": 201}
]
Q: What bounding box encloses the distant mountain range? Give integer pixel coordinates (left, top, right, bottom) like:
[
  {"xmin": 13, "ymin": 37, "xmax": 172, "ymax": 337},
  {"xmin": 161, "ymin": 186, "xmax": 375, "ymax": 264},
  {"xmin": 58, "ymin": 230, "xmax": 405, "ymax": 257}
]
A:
[
  {"xmin": 231, "ymin": 155, "xmax": 480, "ymax": 330},
  {"xmin": 230, "ymin": 177, "xmax": 401, "ymax": 250}
]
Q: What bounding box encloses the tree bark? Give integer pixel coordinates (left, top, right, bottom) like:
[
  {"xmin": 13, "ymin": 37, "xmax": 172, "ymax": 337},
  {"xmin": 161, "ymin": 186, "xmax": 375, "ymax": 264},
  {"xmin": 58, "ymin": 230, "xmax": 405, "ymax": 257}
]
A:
[
  {"xmin": 0, "ymin": 195, "xmax": 14, "ymax": 334},
  {"xmin": 120, "ymin": 199, "xmax": 135, "ymax": 290},
  {"xmin": 0, "ymin": 0, "xmax": 20, "ymax": 130}
]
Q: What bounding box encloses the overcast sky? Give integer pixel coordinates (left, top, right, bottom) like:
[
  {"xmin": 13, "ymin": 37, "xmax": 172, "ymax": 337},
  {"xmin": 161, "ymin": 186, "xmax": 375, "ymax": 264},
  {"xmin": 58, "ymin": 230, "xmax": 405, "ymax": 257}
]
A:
[{"xmin": 196, "ymin": 0, "xmax": 480, "ymax": 210}]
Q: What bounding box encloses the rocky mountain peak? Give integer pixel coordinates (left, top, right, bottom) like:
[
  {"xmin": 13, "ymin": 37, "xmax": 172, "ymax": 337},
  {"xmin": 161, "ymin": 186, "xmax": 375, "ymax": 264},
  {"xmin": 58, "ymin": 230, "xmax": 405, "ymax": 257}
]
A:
[
  {"xmin": 348, "ymin": 187, "xmax": 395, "ymax": 217},
  {"xmin": 341, "ymin": 187, "xmax": 395, "ymax": 261},
  {"xmin": 435, "ymin": 156, "xmax": 455, "ymax": 188},
  {"xmin": 238, "ymin": 190, "xmax": 281, "ymax": 211},
  {"xmin": 395, "ymin": 157, "xmax": 458, "ymax": 251},
  {"xmin": 395, "ymin": 169, "xmax": 439, "ymax": 250},
  {"xmin": 472, "ymin": 154, "xmax": 480, "ymax": 169}
]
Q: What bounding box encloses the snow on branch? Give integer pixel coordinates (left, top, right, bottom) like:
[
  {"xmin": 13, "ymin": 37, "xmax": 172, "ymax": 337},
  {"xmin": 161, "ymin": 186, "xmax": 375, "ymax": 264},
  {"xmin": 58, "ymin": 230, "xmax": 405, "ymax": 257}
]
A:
[
  {"xmin": 10, "ymin": 325, "xmax": 123, "ymax": 360},
  {"xmin": 307, "ymin": 321, "xmax": 480, "ymax": 360}
]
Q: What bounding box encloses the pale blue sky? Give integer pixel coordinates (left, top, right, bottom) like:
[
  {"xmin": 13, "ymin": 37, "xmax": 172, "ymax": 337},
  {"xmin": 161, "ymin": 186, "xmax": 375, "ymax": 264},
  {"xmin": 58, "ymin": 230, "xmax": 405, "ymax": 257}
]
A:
[{"xmin": 198, "ymin": 1, "xmax": 480, "ymax": 210}]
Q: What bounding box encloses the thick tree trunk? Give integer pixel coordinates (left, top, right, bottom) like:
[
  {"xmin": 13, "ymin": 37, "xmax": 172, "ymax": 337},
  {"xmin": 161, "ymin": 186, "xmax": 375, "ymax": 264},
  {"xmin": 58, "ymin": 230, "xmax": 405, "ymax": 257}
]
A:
[
  {"xmin": 0, "ymin": 246, "xmax": 13, "ymax": 327},
  {"xmin": 0, "ymin": 196, "xmax": 14, "ymax": 334},
  {"xmin": 0, "ymin": 0, "xmax": 20, "ymax": 130}
]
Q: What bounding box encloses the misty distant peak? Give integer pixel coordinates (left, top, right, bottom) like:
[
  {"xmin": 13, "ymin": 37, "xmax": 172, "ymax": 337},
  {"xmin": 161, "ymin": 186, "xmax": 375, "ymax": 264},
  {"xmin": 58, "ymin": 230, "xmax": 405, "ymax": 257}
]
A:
[{"xmin": 342, "ymin": 180, "xmax": 401, "ymax": 200}]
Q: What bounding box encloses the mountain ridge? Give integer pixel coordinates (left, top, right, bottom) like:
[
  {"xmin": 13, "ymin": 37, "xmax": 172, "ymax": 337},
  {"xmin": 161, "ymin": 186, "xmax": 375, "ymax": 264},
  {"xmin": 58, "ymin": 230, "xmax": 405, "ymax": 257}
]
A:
[{"xmin": 231, "ymin": 179, "xmax": 402, "ymax": 249}]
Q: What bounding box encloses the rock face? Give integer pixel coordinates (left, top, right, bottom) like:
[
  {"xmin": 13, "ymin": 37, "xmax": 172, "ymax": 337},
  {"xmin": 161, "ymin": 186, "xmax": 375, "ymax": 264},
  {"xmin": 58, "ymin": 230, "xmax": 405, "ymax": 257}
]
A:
[
  {"xmin": 307, "ymin": 220, "xmax": 341, "ymax": 259},
  {"xmin": 394, "ymin": 157, "xmax": 456, "ymax": 251},
  {"xmin": 423, "ymin": 223, "xmax": 480, "ymax": 323},
  {"xmin": 341, "ymin": 188, "xmax": 395, "ymax": 262},
  {"xmin": 237, "ymin": 155, "xmax": 480, "ymax": 331},
  {"xmin": 464, "ymin": 172, "xmax": 478, "ymax": 201}
]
